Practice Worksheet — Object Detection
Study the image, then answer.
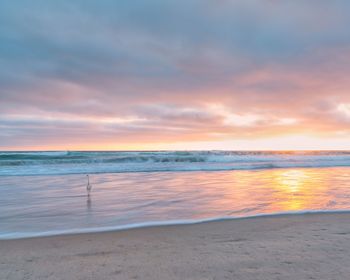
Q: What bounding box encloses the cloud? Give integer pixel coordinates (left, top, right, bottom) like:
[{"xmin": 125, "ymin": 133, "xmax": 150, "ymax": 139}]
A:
[{"xmin": 0, "ymin": 0, "xmax": 350, "ymax": 149}]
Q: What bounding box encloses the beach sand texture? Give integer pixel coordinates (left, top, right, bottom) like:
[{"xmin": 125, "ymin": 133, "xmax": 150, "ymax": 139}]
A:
[{"xmin": 1, "ymin": 213, "xmax": 350, "ymax": 280}]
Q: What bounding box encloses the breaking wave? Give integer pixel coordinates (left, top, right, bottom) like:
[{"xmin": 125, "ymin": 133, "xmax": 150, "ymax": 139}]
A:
[{"xmin": 0, "ymin": 150, "xmax": 349, "ymax": 176}]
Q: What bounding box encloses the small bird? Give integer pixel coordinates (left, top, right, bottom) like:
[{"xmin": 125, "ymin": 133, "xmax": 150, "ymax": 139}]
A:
[{"xmin": 86, "ymin": 174, "xmax": 92, "ymax": 196}]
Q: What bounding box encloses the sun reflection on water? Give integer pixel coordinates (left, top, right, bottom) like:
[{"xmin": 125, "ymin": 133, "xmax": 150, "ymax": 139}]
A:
[
  {"xmin": 193, "ymin": 167, "xmax": 345, "ymax": 216},
  {"xmin": 270, "ymin": 169, "xmax": 328, "ymax": 212}
]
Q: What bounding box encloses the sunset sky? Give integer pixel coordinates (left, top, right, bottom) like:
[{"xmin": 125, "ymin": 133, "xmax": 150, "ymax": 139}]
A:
[{"xmin": 1, "ymin": 0, "xmax": 350, "ymax": 150}]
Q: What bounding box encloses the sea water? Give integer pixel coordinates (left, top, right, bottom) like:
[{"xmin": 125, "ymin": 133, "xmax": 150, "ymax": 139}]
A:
[{"xmin": 0, "ymin": 151, "xmax": 349, "ymax": 239}]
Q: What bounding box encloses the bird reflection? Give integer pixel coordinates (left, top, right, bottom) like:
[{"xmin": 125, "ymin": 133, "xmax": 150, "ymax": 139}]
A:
[{"xmin": 86, "ymin": 196, "xmax": 92, "ymax": 213}]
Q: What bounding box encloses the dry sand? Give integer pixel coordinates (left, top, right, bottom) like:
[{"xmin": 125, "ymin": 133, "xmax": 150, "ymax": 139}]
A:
[{"xmin": 1, "ymin": 213, "xmax": 350, "ymax": 280}]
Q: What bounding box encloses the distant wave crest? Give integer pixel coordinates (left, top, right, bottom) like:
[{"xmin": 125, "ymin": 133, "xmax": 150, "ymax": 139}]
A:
[{"xmin": 0, "ymin": 151, "xmax": 349, "ymax": 176}]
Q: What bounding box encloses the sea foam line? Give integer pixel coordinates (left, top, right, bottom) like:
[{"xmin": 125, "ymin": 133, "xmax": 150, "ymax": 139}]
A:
[{"xmin": 1, "ymin": 209, "xmax": 350, "ymax": 240}]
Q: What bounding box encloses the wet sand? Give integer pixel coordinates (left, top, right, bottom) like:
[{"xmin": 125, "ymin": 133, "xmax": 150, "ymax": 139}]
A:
[{"xmin": 1, "ymin": 213, "xmax": 350, "ymax": 280}]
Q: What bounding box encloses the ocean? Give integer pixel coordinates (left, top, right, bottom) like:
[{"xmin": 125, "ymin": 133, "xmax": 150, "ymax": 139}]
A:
[{"xmin": 0, "ymin": 151, "xmax": 350, "ymax": 239}]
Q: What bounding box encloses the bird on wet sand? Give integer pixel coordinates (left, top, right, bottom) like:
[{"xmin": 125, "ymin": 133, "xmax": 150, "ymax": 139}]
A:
[{"xmin": 86, "ymin": 174, "xmax": 92, "ymax": 196}]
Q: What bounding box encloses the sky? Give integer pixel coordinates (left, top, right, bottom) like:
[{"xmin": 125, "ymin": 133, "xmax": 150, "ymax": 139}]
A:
[{"xmin": 1, "ymin": 0, "xmax": 350, "ymax": 151}]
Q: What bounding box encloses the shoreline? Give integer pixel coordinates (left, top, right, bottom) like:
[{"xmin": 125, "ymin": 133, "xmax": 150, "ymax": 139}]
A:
[
  {"xmin": 2, "ymin": 210, "xmax": 350, "ymax": 241},
  {"xmin": 1, "ymin": 212, "xmax": 350, "ymax": 279}
]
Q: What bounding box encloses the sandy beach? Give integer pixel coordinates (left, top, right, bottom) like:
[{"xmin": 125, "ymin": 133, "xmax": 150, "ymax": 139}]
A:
[{"xmin": 1, "ymin": 212, "xmax": 350, "ymax": 280}]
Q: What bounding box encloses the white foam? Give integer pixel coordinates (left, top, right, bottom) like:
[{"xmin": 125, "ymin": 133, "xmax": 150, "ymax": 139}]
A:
[{"xmin": 1, "ymin": 210, "xmax": 350, "ymax": 240}]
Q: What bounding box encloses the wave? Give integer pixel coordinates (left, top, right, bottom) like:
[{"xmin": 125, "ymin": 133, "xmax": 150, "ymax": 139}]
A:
[
  {"xmin": 0, "ymin": 150, "xmax": 349, "ymax": 176},
  {"xmin": 1, "ymin": 150, "xmax": 350, "ymax": 164}
]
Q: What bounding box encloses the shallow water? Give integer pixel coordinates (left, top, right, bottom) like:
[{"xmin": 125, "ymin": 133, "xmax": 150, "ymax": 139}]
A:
[{"xmin": 0, "ymin": 167, "xmax": 349, "ymax": 239}]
